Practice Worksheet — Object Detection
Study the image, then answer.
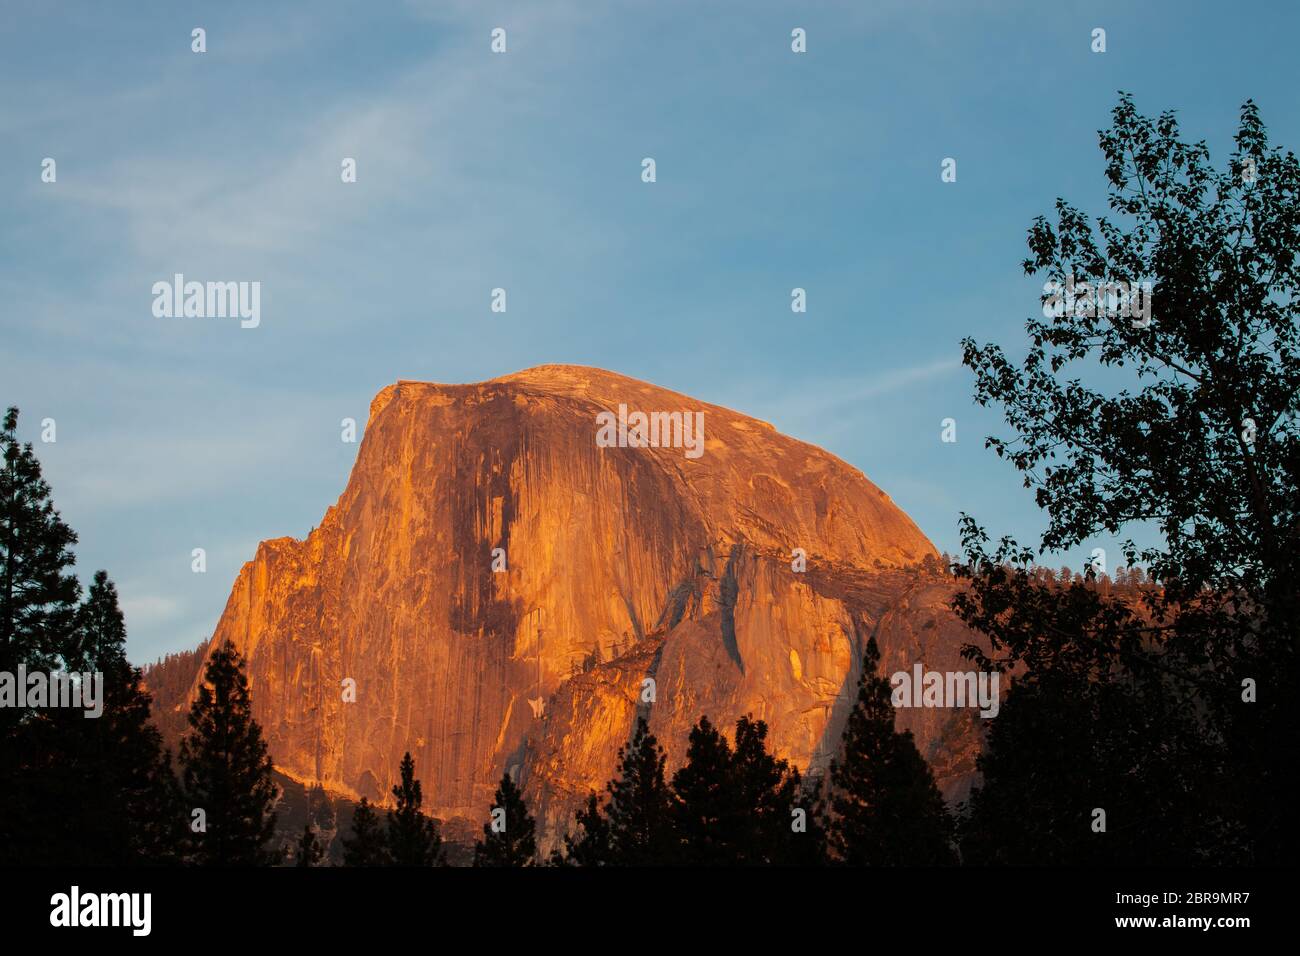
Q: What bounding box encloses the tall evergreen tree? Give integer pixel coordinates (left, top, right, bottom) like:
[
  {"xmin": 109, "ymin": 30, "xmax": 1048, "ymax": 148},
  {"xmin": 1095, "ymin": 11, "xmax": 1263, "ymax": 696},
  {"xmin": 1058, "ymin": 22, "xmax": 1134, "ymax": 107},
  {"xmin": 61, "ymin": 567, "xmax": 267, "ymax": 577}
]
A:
[
  {"xmin": 557, "ymin": 718, "xmax": 674, "ymax": 865},
  {"xmin": 385, "ymin": 751, "xmax": 442, "ymax": 866},
  {"xmin": 65, "ymin": 569, "xmax": 129, "ymax": 673},
  {"xmin": 671, "ymin": 715, "xmax": 823, "ymax": 865},
  {"xmin": 601, "ymin": 718, "xmax": 676, "ymax": 865},
  {"xmin": 731, "ymin": 716, "xmax": 822, "ymax": 864},
  {"xmin": 0, "ymin": 407, "xmax": 80, "ymax": 680},
  {"xmin": 554, "ymin": 792, "xmax": 611, "ymax": 866},
  {"xmin": 826, "ymin": 638, "xmax": 956, "ymax": 865},
  {"xmin": 0, "ymin": 412, "xmax": 180, "ymax": 865},
  {"xmin": 54, "ymin": 572, "xmax": 183, "ymax": 864},
  {"xmin": 473, "ymin": 771, "xmax": 537, "ymax": 866},
  {"xmin": 342, "ymin": 797, "xmax": 389, "ymax": 866},
  {"xmin": 178, "ymin": 641, "xmax": 280, "ymax": 865},
  {"xmin": 670, "ymin": 716, "xmax": 737, "ymax": 863},
  {"xmin": 296, "ymin": 823, "xmax": 324, "ymax": 867}
]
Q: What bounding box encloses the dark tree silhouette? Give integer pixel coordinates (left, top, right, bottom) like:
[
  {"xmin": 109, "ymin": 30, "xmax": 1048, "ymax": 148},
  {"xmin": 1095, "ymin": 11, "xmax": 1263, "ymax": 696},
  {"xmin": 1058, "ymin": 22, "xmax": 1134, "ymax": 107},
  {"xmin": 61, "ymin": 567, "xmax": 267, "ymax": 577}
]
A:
[
  {"xmin": 955, "ymin": 93, "xmax": 1300, "ymax": 864},
  {"xmin": 0, "ymin": 415, "xmax": 180, "ymax": 865},
  {"xmin": 670, "ymin": 716, "xmax": 736, "ymax": 863},
  {"xmin": 826, "ymin": 638, "xmax": 956, "ymax": 865},
  {"xmin": 731, "ymin": 716, "xmax": 822, "ymax": 864},
  {"xmin": 560, "ymin": 718, "xmax": 674, "ymax": 865},
  {"xmin": 178, "ymin": 642, "xmax": 280, "ymax": 865},
  {"xmin": 672, "ymin": 715, "xmax": 820, "ymax": 864},
  {"xmin": 554, "ymin": 792, "xmax": 612, "ymax": 866},
  {"xmin": 56, "ymin": 572, "xmax": 182, "ymax": 865},
  {"xmin": 0, "ymin": 407, "xmax": 78, "ymax": 682},
  {"xmin": 385, "ymin": 751, "xmax": 442, "ymax": 866},
  {"xmin": 342, "ymin": 797, "xmax": 389, "ymax": 866},
  {"xmin": 601, "ymin": 718, "xmax": 676, "ymax": 864},
  {"xmin": 473, "ymin": 772, "xmax": 537, "ymax": 866}
]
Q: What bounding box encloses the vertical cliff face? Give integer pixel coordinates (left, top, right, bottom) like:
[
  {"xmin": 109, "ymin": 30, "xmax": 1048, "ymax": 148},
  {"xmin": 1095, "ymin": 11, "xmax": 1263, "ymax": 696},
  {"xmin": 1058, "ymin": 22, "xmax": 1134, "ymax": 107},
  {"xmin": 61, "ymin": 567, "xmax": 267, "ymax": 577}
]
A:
[{"xmin": 201, "ymin": 365, "xmax": 982, "ymax": 845}]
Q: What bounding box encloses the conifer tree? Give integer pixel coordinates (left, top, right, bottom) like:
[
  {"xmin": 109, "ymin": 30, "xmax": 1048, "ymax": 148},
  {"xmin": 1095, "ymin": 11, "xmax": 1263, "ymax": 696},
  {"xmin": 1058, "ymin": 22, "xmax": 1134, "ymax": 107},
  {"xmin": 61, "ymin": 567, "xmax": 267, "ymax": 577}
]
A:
[
  {"xmin": 342, "ymin": 797, "xmax": 389, "ymax": 866},
  {"xmin": 669, "ymin": 716, "xmax": 737, "ymax": 863},
  {"xmin": 556, "ymin": 719, "xmax": 674, "ymax": 865},
  {"xmin": 296, "ymin": 823, "xmax": 324, "ymax": 867},
  {"xmin": 473, "ymin": 772, "xmax": 537, "ymax": 866},
  {"xmin": 178, "ymin": 642, "xmax": 280, "ymax": 865},
  {"xmin": 0, "ymin": 413, "xmax": 181, "ymax": 865},
  {"xmin": 0, "ymin": 407, "xmax": 80, "ymax": 684},
  {"xmin": 63, "ymin": 570, "xmax": 127, "ymax": 674},
  {"xmin": 671, "ymin": 714, "xmax": 823, "ymax": 864},
  {"xmin": 826, "ymin": 638, "xmax": 956, "ymax": 865},
  {"xmin": 731, "ymin": 715, "xmax": 822, "ymax": 864},
  {"xmin": 601, "ymin": 718, "xmax": 676, "ymax": 865},
  {"xmin": 56, "ymin": 572, "xmax": 183, "ymax": 864},
  {"xmin": 385, "ymin": 751, "xmax": 442, "ymax": 866},
  {"xmin": 555, "ymin": 792, "xmax": 612, "ymax": 866}
]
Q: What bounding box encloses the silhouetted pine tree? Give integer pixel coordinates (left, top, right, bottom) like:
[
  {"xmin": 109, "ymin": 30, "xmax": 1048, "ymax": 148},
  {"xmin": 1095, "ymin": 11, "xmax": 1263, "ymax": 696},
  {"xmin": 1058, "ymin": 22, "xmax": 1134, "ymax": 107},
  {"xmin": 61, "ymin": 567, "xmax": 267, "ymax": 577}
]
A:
[
  {"xmin": 0, "ymin": 407, "xmax": 80, "ymax": 863},
  {"xmin": 296, "ymin": 823, "xmax": 324, "ymax": 867},
  {"xmin": 826, "ymin": 638, "xmax": 956, "ymax": 865},
  {"xmin": 671, "ymin": 714, "xmax": 823, "ymax": 865},
  {"xmin": 473, "ymin": 772, "xmax": 537, "ymax": 866},
  {"xmin": 554, "ymin": 792, "xmax": 612, "ymax": 866},
  {"xmin": 178, "ymin": 642, "xmax": 280, "ymax": 865},
  {"xmin": 555, "ymin": 719, "xmax": 674, "ymax": 866},
  {"xmin": 385, "ymin": 751, "xmax": 442, "ymax": 865},
  {"xmin": 342, "ymin": 797, "xmax": 388, "ymax": 865},
  {"xmin": 0, "ymin": 407, "xmax": 79, "ymax": 680},
  {"xmin": 670, "ymin": 716, "xmax": 736, "ymax": 863},
  {"xmin": 0, "ymin": 411, "xmax": 181, "ymax": 865},
  {"xmin": 731, "ymin": 716, "xmax": 823, "ymax": 864},
  {"xmin": 55, "ymin": 572, "xmax": 183, "ymax": 864},
  {"xmin": 601, "ymin": 718, "xmax": 676, "ymax": 864}
]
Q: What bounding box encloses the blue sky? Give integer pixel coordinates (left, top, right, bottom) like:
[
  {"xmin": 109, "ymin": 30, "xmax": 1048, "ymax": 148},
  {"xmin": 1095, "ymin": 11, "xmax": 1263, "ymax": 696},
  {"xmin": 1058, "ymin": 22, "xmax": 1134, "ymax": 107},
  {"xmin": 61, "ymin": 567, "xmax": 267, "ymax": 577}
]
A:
[{"xmin": 3, "ymin": 0, "xmax": 1297, "ymax": 663}]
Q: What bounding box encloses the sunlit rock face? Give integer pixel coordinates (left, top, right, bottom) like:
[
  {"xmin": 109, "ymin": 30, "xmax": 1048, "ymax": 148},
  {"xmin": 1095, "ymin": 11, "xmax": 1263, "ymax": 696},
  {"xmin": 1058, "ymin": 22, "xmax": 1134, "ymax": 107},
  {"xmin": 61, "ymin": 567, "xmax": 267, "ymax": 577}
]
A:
[{"xmin": 200, "ymin": 365, "xmax": 983, "ymax": 848}]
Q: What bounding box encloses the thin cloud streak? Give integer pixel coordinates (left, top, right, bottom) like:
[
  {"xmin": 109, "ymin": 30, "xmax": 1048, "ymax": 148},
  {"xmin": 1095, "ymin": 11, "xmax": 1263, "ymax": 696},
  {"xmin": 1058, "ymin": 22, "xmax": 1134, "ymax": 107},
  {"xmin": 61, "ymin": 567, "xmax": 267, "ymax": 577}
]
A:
[{"xmin": 760, "ymin": 358, "xmax": 964, "ymax": 429}]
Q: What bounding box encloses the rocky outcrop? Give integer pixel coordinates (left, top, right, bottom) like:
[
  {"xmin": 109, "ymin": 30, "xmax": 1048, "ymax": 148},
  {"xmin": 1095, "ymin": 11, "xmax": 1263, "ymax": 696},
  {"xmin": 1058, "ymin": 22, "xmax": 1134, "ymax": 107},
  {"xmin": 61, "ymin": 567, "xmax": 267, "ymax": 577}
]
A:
[{"xmin": 196, "ymin": 365, "xmax": 985, "ymax": 848}]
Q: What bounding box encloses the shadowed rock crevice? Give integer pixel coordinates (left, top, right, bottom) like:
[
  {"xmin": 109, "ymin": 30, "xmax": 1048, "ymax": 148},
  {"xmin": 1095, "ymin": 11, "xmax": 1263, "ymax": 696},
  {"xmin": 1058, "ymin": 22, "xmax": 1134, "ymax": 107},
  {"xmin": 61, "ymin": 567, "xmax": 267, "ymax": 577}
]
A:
[{"xmin": 719, "ymin": 544, "xmax": 745, "ymax": 674}]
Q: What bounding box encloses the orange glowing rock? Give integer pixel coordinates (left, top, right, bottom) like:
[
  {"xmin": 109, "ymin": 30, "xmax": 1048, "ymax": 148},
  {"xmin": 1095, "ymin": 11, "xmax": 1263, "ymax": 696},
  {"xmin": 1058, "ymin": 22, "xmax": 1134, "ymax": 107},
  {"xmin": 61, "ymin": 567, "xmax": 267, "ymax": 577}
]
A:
[{"xmin": 197, "ymin": 366, "xmax": 985, "ymax": 848}]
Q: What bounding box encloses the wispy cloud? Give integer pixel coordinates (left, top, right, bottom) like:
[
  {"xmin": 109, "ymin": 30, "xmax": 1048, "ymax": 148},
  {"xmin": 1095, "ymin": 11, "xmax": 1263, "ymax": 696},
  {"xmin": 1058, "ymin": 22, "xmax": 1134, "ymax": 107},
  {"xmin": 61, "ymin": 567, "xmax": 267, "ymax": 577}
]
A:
[{"xmin": 755, "ymin": 357, "xmax": 963, "ymax": 431}]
